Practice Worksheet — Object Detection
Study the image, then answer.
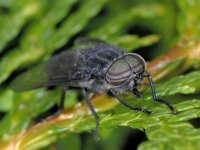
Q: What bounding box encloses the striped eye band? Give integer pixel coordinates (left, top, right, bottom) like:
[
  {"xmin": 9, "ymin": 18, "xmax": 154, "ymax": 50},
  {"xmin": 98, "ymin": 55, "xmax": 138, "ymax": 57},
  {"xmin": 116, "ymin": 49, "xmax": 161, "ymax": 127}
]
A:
[
  {"xmin": 106, "ymin": 58, "xmax": 131, "ymax": 86},
  {"xmin": 105, "ymin": 53, "xmax": 146, "ymax": 86}
]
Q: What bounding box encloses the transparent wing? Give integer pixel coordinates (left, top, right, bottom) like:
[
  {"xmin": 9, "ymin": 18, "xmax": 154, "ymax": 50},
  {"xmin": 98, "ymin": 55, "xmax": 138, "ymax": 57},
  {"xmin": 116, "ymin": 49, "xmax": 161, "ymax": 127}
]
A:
[{"xmin": 10, "ymin": 51, "xmax": 83, "ymax": 92}]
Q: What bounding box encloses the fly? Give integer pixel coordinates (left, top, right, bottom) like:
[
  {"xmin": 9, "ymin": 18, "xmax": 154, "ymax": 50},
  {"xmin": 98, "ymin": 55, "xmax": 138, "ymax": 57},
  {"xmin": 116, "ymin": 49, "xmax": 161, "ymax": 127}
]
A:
[{"xmin": 10, "ymin": 38, "xmax": 177, "ymax": 141}]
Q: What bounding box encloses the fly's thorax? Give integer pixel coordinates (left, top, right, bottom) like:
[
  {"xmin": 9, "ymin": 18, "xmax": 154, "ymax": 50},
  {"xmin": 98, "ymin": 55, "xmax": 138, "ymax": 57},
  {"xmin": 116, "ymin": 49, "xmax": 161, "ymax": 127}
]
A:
[
  {"xmin": 78, "ymin": 79, "xmax": 95, "ymax": 89},
  {"xmin": 80, "ymin": 46, "xmax": 124, "ymax": 79},
  {"xmin": 77, "ymin": 77, "xmax": 111, "ymax": 93}
]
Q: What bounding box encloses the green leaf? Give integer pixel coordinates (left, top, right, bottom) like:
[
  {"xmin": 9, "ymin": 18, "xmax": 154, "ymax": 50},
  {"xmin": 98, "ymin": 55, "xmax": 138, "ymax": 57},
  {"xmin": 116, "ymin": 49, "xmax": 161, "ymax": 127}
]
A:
[
  {"xmin": 1, "ymin": 1, "xmax": 200, "ymax": 150},
  {"xmin": 176, "ymin": 0, "xmax": 200, "ymax": 40},
  {"xmin": 109, "ymin": 34, "xmax": 160, "ymax": 52},
  {"xmin": 89, "ymin": 3, "xmax": 165, "ymax": 40},
  {"xmin": 0, "ymin": 0, "xmax": 48, "ymax": 52},
  {"xmin": 0, "ymin": 89, "xmax": 13, "ymax": 112}
]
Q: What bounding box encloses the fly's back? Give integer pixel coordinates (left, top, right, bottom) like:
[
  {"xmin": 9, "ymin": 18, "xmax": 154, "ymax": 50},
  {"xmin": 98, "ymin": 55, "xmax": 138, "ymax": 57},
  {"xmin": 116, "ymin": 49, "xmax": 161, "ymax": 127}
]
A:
[{"xmin": 81, "ymin": 46, "xmax": 124, "ymax": 78}]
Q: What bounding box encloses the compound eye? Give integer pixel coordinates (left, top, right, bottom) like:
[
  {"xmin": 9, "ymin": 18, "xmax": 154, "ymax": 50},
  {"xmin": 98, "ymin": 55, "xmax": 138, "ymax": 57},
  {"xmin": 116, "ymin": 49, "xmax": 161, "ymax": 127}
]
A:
[
  {"xmin": 106, "ymin": 58, "xmax": 131, "ymax": 86},
  {"xmin": 124, "ymin": 54, "xmax": 146, "ymax": 74}
]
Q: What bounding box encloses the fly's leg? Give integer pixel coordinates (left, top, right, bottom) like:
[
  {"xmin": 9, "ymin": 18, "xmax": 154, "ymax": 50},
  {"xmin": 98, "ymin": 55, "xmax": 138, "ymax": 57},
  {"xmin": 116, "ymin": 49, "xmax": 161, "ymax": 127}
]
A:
[
  {"xmin": 82, "ymin": 88, "xmax": 99, "ymax": 141},
  {"xmin": 143, "ymin": 72, "xmax": 177, "ymax": 114},
  {"xmin": 133, "ymin": 88, "xmax": 142, "ymax": 98},
  {"xmin": 57, "ymin": 86, "xmax": 69, "ymax": 114},
  {"xmin": 109, "ymin": 89, "xmax": 151, "ymax": 114},
  {"xmin": 44, "ymin": 87, "xmax": 68, "ymax": 121}
]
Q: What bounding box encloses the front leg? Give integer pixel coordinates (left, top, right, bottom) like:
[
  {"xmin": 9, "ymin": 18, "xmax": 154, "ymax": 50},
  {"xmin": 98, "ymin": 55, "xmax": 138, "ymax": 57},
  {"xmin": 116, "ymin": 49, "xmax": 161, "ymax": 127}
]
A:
[
  {"xmin": 142, "ymin": 72, "xmax": 177, "ymax": 114},
  {"xmin": 108, "ymin": 89, "xmax": 151, "ymax": 114},
  {"xmin": 45, "ymin": 86, "xmax": 69, "ymax": 121},
  {"xmin": 133, "ymin": 88, "xmax": 142, "ymax": 98}
]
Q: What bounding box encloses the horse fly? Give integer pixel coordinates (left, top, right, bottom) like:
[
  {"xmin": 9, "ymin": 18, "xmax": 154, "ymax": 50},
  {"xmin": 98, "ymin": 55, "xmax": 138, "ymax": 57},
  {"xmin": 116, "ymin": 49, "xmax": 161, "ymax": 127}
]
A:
[{"xmin": 10, "ymin": 38, "xmax": 177, "ymax": 141}]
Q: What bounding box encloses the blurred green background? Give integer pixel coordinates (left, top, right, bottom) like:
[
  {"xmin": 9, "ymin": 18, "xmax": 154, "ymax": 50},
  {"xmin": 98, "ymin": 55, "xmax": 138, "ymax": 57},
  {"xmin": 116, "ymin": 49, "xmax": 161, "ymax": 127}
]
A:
[{"xmin": 1, "ymin": 0, "xmax": 200, "ymax": 150}]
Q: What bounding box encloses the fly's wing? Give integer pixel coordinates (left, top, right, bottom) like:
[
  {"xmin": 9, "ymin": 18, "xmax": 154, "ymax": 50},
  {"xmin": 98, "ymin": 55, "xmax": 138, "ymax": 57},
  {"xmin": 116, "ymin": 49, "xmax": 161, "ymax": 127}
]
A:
[{"xmin": 10, "ymin": 51, "xmax": 83, "ymax": 92}]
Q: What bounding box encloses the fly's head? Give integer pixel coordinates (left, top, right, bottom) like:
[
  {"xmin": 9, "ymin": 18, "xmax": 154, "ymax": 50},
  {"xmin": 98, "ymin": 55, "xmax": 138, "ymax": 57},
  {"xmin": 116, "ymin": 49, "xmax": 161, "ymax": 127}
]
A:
[{"xmin": 105, "ymin": 53, "xmax": 146, "ymax": 94}]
